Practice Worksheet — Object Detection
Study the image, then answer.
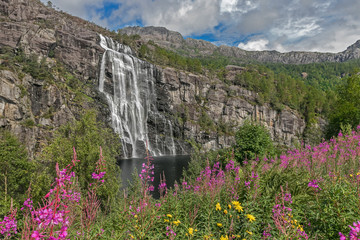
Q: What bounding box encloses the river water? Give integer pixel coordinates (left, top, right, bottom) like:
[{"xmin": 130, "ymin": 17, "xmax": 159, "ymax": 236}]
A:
[{"xmin": 118, "ymin": 155, "xmax": 191, "ymax": 198}]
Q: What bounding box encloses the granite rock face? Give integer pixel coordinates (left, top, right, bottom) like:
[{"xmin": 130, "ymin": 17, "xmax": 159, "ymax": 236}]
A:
[
  {"xmin": 0, "ymin": 0, "xmax": 105, "ymax": 81},
  {"xmin": 159, "ymin": 67, "xmax": 306, "ymax": 152},
  {"xmin": 0, "ymin": 69, "xmax": 77, "ymax": 158},
  {"xmin": 0, "ymin": 0, "xmax": 319, "ymax": 158},
  {"xmin": 0, "ymin": 0, "xmax": 108, "ymax": 157}
]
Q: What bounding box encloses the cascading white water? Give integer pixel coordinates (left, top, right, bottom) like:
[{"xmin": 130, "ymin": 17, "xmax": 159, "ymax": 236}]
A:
[{"xmin": 98, "ymin": 34, "xmax": 177, "ymax": 158}]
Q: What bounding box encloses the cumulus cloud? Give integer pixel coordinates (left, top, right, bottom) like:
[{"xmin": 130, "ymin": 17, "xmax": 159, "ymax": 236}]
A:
[
  {"xmin": 139, "ymin": 0, "xmax": 220, "ymax": 36},
  {"xmin": 41, "ymin": 0, "xmax": 360, "ymax": 53},
  {"xmin": 238, "ymin": 39, "xmax": 269, "ymax": 51}
]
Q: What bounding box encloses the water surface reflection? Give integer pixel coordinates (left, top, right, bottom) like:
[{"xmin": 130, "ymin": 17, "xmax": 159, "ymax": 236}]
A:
[{"xmin": 118, "ymin": 155, "xmax": 191, "ymax": 198}]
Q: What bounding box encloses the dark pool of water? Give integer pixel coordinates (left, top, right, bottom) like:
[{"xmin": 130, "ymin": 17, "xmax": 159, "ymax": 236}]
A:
[{"xmin": 117, "ymin": 155, "xmax": 191, "ymax": 198}]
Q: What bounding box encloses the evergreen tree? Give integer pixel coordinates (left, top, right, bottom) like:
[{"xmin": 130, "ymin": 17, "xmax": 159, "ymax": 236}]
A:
[{"xmin": 0, "ymin": 130, "xmax": 32, "ymax": 215}]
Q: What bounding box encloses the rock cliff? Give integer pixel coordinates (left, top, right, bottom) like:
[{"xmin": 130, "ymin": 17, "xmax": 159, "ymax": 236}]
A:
[
  {"xmin": 159, "ymin": 66, "xmax": 305, "ymax": 151},
  {"xmin": 0, "ymin": 0, "xmax": 109, "ymax": 158},
  {"xmin": 0, "ymin": 0, "xmax": 317, "ymax": 158}
]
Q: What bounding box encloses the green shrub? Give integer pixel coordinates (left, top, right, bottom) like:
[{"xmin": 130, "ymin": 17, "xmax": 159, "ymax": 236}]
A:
[{"xmin": 235, "ymin": 120, "xmax": 275, "ymax": 163}]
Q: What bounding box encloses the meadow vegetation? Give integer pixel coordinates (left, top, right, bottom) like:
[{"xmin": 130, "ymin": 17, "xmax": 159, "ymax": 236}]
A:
[{"xmin": 2, "ymin": 120, "xmax": 360, "ymax": 239}]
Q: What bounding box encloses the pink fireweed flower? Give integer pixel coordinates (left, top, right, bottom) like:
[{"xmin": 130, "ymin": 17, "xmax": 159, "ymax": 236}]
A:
[
  {"xmin": 225, "ymin": 160, "xmax": 236, "ymax": 171},
  {"xmin": 284, "ymin": 192, "xmax": 293, "ymax": 203},
  {"xmin": 91, "ymin": 171, "xmax": 106, "ymax": 180},
  {"xmin": 0, "ymin": 210, "xmax": 17, "ymax": 237},
  {"xmin": 31, "ymin": 230, "xmax": 45, "ymax": 240},
  {"xmin": 308, "ymin": 179, "xmax": 322, "ymax": 191},
  {"xmin": 339, "ymin": 232, "xmax": 346, "ymax": 240},
  {"xmin": 21, "ymin": 198, "xmax": 33, "ymax": 211},
  {"xmin": 339, "ymin": 220, "xmax": 360, "ymax": 239}
]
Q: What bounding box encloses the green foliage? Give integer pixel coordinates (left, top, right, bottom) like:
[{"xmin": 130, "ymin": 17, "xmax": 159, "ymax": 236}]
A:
[
  {"xmin": 21, "ymin": 118, "xmax": 35, "ymax": 128},
  {"xmin": 198, "ymin": 110, "xmax": 216, "ymax": 133},
  {"xmin": 265, "ymin": 60, "xmax": 360, "ymax": 92},
  {"xmin": 0, "ymin": 47, "xmax": 54, "ymax": 82},
  {"xmin": 3, "ymin": 124, "xmax": 360, "ymax": 239},
  {"xmin": 327, "ymin": 73, "xmax": 360, "ymax": 137},
  {"xmin": 0, "ymin": 130, "xmax": 32, "ymax": 215},
  {"xmin": 21, "ymin": 53, "xmax": 54, "ymax": 82},
  {"xmin": 33, "ymin": 110, "xmax": 121, "ymax": 205},
  {"xmin": 232, "ymin": 65, "xmax": 331, "ymax": 123},
  {"xmin": 294, "ymin": 179, "xmax": 360, "ymax": 239},
  {"xmin": 235, "ymin": 121, "xmax": 275, "ymax": 163},
  {"xmin": 17, "ymin": 84, "xmax": 28, "ymax": 98},
  {"xmin": 143, "ymin": 44, "xmax": 203, "ymax": 74}
]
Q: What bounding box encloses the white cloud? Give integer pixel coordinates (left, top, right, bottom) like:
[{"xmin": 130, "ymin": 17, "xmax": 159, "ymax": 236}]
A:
[
  {"xmin": 220, "ymin": 0, "xmax": 258, "ymax": 14},
  {"xmin": 238, "ymin": 39, "xmax": 269, "ymax": 51},
  {"xmin": 40, "ymin": 0, "xmax": 360, "ymax": 53},
  {"xmin": 140, "ymin": 0, "xmax": 220, "ymax": 36},
  {"xmin": 220, "ymin": 0, "xmax": 238, "ymax": 13},
  {"xmin": 271, "ymin": 17, "xmax": 322, "ymax": 40}
]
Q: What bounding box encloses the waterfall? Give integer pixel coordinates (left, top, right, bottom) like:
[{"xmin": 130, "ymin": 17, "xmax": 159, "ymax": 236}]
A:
[{"xmin": 98, "ymin": 34, "xmax": 177, "ymax": 158}]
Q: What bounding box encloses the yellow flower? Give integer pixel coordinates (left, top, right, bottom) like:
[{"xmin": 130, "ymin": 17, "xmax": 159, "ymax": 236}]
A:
[
  {"xmin": 246, "ymin": 214, "xmax": 256, "ymax": 222},
  {"xmin": 217, "ymin": 223, "xmax": 223, "ymax": 227},
  {"xmin": 134, "ymin": 215, "xmax": 137, "ymax": 218},
  {"xmin": 167, "ymin": 214, "xmax": 173, "ymax": 218},
  {"xmin": 216, "ymin": 203, "xmax": 221, "ymax": 211},
  {"xmin": 246, "ymin": 230, "xmax": 252, "ymax": 235},
  {"xmin": 173, "ymin": 220, "xmax": 181, "ymax": 226},
  {"xmin": 350, "ymin": 174, "xmax": 353, "ymax": 177},
  {"xmin": 224, "ymin": 210, "xmax": 228, "ymax": 214},
  {"xmin": 236, "ymin": 206, "xmax": 243, "ymax": 212},
  {"xmin": 220, "ymin": 235, "xmax": 229, "ymax": 240},
  {"xmin": 232, "ymin": 201, "xmax": 243, "ymax": 212},
  {"xmin": 164, "ymin": 219, "xmax": 169, "ymax": 223},
  {"xmin": 188, "ymin": 228, "xmax": 194, "ymax": 236},
  {"xmin": 228, "ymin": 204, "xmax": 232, "ymax": 209}
]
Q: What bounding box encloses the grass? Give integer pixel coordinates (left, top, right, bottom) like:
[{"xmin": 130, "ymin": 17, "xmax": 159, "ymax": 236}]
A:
[{"xmin": 2, "ymin": 127, "xmax": 360, "ymax": 239}]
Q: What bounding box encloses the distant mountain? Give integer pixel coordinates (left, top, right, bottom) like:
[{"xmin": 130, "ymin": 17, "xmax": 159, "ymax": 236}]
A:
[{"xmin": 120, "ymin": 26, "xmax": 360, "ymax": 64}]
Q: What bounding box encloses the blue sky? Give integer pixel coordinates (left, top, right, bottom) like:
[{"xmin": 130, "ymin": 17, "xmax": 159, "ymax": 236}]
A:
[{"xmin": 42, "ymin": 0, "xmax": 360, "ymax": 53}]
